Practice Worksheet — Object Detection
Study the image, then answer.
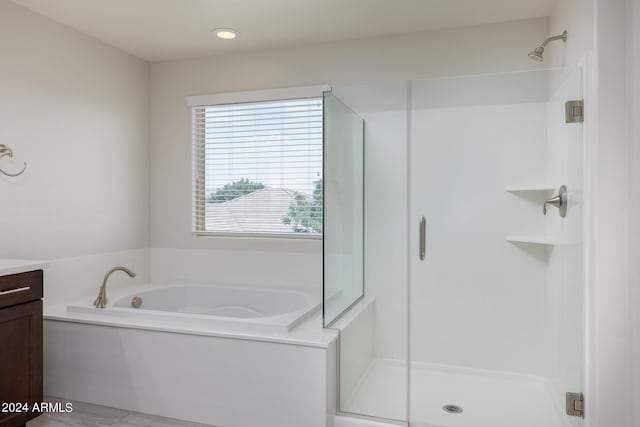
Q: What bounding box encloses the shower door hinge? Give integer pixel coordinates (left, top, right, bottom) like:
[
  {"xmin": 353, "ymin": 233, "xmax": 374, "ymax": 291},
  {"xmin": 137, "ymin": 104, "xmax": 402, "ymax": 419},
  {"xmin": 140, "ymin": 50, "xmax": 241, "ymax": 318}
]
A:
[
  {"xmin": 566, "ymin": 392, "xmax": 584, "ymax": 418},
  {"xmin": 565, "ymin": 100, "xmax": 584, "ymax": 123}
]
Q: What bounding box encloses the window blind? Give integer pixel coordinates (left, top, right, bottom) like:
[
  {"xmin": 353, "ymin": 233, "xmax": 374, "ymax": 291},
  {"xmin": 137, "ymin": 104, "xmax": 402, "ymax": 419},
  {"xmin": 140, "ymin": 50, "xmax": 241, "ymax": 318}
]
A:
[{"xmin": 192, "ymin": 97, "xmax": 323, "ymax": 237}]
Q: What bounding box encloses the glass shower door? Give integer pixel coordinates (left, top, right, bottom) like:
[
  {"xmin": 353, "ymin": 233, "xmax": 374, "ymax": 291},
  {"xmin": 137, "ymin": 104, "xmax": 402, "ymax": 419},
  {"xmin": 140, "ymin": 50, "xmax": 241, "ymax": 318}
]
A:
[
  {"xmin": 323, "ymin": 92, "xmax": 364, "ymax": 327},
  {"xmin": 409, "ymin": 68, "xmax": 584, "ymax": 427}
]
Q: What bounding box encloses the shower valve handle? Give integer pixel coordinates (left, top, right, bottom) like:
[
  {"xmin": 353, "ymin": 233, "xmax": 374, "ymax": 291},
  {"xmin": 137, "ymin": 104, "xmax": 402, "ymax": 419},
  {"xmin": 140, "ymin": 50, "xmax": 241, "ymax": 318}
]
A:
[{"xmin": 543, "ymin": 185, "xmax": 568, "ymax": 218}]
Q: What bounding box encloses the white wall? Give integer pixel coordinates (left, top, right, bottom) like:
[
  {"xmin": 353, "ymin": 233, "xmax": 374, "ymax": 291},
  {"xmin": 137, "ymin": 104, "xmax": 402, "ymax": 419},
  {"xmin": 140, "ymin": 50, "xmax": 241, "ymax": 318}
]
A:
[
  {"xmin": 0, "ymin": 0, "xmax": 150, "ymax": 260},
  {"xmin": 548, "ymin": 0, "xmax": 595, "ymax": 68},
  {"xmin": 0, "ymin": 0, "xmax": 151, "ymax": 304},
  {"xmin": 628, "ymin": 0, "xmax": 640, "ymax": 425},
  {"xmin": 149, "ymin": 247, "xmax": 321, "ymax": 291},
  {"xmin": 590, "ymin": 0, "xmax": 634, "ymax": 426}
]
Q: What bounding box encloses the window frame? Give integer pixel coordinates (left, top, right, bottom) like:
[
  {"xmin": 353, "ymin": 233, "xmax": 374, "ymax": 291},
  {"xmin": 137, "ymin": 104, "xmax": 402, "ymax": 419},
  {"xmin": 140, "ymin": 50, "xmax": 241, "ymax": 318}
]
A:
[{"xmin": 188, "ymin": 85, "xmax": 330, "ymax": 239}]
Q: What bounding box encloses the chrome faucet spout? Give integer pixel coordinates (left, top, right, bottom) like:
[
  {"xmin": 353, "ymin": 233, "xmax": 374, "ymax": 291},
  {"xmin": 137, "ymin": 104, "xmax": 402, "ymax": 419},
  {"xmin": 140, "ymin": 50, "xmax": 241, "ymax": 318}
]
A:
[{"xmin": 93, "ymin": 266, "xmax": 136, "ymax": 309}]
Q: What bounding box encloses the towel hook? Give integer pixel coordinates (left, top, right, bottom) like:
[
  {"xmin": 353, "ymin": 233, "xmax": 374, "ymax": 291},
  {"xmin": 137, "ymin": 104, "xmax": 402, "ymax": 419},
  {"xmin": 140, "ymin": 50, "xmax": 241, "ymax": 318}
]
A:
[{"xmin": 0, "ymin": 144, "xmax": 28, "ymax": 177}]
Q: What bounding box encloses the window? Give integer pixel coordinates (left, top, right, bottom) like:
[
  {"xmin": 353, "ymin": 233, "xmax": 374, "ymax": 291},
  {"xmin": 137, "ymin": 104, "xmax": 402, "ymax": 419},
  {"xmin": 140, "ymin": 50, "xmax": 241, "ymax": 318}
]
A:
[{"xmin": 191, "ymin": 89, "xmax": 324, "ymax": 237}]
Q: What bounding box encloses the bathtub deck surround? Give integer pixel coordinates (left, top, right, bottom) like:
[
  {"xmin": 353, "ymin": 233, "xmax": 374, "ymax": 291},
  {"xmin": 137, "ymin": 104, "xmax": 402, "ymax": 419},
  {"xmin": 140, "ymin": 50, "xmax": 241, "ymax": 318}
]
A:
[
  {"xmin": 63, "ymin": 282, "xmax": 323, "ymax": 336},
  {"xmin": 39, "ymin": 247, "xmax": 330, "ymax": 426},
  {"xmin": 43, "ymin": 278, "xmax": 337, "ymax": 427},
  {"xmin": 44, "ymin": 319, "xmax": 338, "ymax": 427}
]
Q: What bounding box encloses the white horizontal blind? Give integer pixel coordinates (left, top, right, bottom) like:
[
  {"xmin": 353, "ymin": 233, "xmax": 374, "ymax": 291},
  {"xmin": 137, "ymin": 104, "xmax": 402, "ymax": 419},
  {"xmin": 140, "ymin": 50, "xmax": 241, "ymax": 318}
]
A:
[{"xmin": 192, "ymin": 97, "xmax": 323, "ymax": 236}]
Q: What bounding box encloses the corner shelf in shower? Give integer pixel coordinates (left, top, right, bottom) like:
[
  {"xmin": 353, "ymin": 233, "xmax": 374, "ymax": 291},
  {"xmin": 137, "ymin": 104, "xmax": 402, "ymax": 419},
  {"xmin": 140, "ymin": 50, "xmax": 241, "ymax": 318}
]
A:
[
  {"xmin": 506, "ymin": 235, "xmax": 580, "ymax": 245},
  {"xmin": 505, "ymin": 185, "xmax": 582, "ymax": 246}
]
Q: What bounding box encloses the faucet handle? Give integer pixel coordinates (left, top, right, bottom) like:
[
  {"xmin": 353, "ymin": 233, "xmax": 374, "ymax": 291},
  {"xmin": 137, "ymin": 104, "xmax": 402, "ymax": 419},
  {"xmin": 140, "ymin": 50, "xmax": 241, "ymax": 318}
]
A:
[{"xmin": 543, "ymin": 185, "xmax": 568, "ymax": 217}]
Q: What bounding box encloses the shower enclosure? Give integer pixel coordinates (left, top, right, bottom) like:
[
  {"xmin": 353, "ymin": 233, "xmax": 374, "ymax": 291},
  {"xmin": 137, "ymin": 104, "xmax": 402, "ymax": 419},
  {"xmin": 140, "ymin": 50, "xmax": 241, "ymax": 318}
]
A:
[{"xmin": 324, "ymin": 66, "xmax": 585, "ymax": 427}]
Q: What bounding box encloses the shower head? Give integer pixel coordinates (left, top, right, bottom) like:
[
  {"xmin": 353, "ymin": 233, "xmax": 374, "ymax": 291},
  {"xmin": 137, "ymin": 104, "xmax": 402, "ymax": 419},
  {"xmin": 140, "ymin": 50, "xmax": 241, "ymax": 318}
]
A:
[
  {"xmin": 528, "ymin": 30, "xmax": 568, "ymax": 62},
  {"xmin": 528, "ymin": 47, "xmax": 545, "ymax": 62}
]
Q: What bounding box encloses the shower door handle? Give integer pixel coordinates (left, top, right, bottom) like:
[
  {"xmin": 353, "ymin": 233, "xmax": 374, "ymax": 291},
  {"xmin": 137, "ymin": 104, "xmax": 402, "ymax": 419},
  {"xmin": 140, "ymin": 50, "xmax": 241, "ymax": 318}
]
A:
[{"xmin": 419, "ymin": 216, "xmax": 426, "ymax": 261}]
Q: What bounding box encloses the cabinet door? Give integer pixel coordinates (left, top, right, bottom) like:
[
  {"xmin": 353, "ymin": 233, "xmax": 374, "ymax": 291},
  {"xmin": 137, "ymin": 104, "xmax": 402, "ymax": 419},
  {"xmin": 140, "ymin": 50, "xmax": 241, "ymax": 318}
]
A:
[{"xmin": 0, "ymin": 300, "xmax": 43, "ymax": 427}]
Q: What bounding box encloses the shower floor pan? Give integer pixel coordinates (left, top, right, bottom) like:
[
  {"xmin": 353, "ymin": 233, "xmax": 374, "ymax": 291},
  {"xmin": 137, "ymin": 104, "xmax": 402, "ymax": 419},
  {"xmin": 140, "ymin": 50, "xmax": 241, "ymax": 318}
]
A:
[{"xmin": 342, "ymin": 358, "xmax": 569, "ymax": 427}]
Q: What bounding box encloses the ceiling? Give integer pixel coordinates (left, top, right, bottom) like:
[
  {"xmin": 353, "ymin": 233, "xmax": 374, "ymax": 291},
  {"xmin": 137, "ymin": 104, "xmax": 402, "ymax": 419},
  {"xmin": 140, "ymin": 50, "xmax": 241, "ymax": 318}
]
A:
[{"xmin": 10, "ymin": 0, "xmax": 556, "ymax": 62}]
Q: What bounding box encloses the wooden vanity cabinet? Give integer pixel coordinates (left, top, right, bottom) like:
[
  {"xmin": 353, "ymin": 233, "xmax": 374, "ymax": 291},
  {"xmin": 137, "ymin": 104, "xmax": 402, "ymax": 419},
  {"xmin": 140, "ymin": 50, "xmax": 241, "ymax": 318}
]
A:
[{"xmin": 0, "ymin": 270, "xmax": 43, "ymax": 427}]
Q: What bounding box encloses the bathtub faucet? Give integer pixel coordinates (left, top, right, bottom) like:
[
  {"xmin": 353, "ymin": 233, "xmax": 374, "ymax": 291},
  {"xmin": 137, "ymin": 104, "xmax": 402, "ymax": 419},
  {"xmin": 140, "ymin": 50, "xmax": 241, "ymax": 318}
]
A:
[{"xmin": 93, "ymin": 266, "xmax": 137, "ymax": 309}]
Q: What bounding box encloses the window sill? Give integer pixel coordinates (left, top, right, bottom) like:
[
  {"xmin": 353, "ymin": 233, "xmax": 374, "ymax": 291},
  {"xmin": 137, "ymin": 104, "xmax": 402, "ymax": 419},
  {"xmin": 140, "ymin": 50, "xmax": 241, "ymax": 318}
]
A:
[{"xmin": 192, "ymin": 231, "xmax": 323, "ymax": 240}]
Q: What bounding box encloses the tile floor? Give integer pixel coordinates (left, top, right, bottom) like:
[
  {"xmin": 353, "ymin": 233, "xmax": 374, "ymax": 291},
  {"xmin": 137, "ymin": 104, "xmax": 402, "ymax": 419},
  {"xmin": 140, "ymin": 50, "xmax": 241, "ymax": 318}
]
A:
[{"xmin": 26, "ymin": 397, "xmax": 212, "ymax": 427}]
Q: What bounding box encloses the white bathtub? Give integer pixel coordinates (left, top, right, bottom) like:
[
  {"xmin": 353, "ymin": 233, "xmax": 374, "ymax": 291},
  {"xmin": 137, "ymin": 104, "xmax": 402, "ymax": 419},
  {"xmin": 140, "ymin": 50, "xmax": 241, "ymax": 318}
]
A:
[
  {"xmin": 47, "ymin": 283, "xmax": 336, "ymax": 427},
  {"xmin": 66, "ymin": 283, "xmax": 321, "ymax": 334}
]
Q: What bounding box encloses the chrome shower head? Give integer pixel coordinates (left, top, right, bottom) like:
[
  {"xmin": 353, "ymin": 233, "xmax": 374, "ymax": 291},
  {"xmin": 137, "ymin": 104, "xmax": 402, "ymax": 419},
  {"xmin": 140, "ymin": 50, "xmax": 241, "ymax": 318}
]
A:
[
  {"xmin": 528, "ymin": 30, "xmax": 568, "ymax": 62},
  {"xmin": 528, "ymin": 47, "xmax": 545, "ymax": 62}
]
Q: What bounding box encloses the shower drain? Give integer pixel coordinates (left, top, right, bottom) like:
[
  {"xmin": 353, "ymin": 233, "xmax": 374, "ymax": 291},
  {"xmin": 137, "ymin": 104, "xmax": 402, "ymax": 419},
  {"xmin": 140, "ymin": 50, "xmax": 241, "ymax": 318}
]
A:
[{"xmin": 442, "ymin": 404, "xmax": 463, "ymax": 414}]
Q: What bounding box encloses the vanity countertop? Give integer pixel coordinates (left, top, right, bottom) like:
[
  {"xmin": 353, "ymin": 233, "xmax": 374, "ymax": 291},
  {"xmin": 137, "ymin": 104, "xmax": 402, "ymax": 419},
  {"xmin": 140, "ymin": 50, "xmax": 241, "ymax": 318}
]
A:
[{"xmin": 0, "ymin": 259, "xmax": 50, "ymax": 276}]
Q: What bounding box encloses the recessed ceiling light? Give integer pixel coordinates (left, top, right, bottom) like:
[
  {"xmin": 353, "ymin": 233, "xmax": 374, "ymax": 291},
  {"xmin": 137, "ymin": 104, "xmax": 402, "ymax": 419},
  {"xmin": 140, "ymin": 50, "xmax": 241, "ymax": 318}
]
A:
[{"xmin": 214, "ymin": 28, "xmax": 239, "ymax": 40}]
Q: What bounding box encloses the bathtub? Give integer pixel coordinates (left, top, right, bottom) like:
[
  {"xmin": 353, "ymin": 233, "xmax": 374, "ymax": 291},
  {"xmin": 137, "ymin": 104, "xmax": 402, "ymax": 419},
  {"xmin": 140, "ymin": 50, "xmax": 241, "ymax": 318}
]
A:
[
  {"xmin": 66, "ymin": 283, "xmax": 321, "ymax": 334},
  {"xmin": 45, "ymin": 282, "xmax": 337, "ymax": 427}
]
